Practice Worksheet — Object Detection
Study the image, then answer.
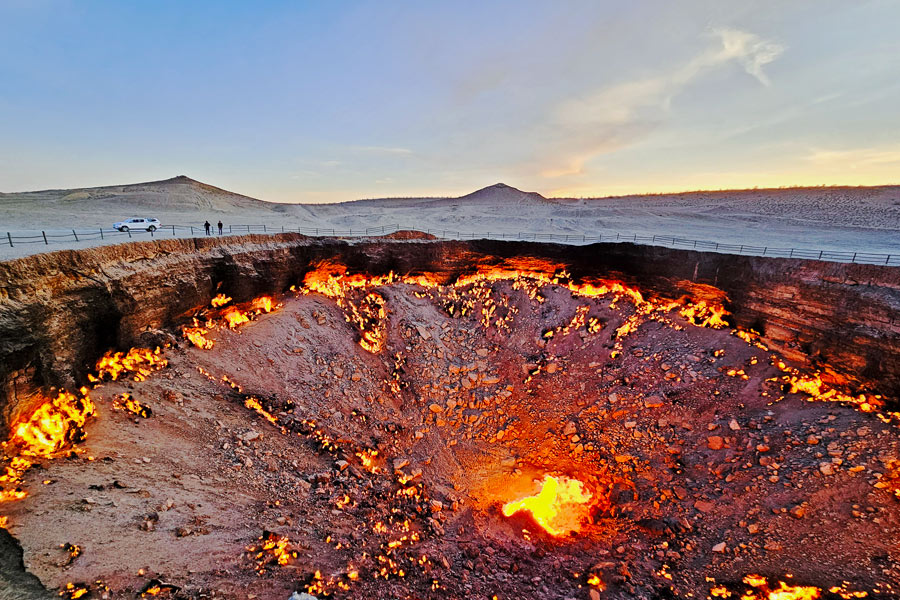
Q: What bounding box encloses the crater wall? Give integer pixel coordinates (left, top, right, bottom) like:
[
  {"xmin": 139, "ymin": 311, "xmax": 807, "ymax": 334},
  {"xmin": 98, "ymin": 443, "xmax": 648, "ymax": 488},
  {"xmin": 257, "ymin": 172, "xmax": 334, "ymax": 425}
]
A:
[{"xmin": 1, "ymin": 234, "xmax": 897, "ymax": 436}]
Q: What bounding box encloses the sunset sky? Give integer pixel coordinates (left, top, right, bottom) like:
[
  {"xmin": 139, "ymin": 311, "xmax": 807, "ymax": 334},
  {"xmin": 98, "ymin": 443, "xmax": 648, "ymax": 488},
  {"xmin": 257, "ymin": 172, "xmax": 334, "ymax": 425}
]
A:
[{"xmin": 1, "ymin": 0, "xmax": 898, "ymax": 203}]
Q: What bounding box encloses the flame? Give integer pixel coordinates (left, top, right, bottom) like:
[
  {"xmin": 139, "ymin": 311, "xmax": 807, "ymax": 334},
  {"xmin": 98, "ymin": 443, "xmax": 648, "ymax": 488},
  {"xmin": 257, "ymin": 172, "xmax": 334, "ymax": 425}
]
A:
[
  {"xmin": 251, "ymin": 295, "xmax": 274, "ymax": 313},
  {"xmin": 183, "ymin": 325, "xmax": 214, "ymax": 349},
  {"xmin": 679, "ymin": 300, "xmax": 728, "ymax": 328},
  {"xmin": 12, "ymin": 391, "xmax": 94, "ymax": 457},
  {"xmin": 88, "ymin": 347, "xmax": 167, "ymax": 382},
  {"xmin": 211, "ymin": 293, "xmax": 231, "ymax": 307},
  {"xmin": 501, "ymin": 475, "xmax": 593, "ymax": 536},
  {"xmin": 223, "ymin": 306, "xmax": 251, "ymax": 328},
  {"xmin": 115, "ymin": 393, "xmax": 152, "ymax": 418},
  {"xmin": 739, "ymin": 575, "xmax": 821, "ymax": 600}
]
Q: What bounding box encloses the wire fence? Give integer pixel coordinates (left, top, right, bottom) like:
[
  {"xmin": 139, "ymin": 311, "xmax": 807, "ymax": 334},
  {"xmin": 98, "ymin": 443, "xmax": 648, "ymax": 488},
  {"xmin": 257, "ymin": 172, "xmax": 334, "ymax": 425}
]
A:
[{"xmin": 3, "ymin": 223, "xmax": 898, "ymax": 266}]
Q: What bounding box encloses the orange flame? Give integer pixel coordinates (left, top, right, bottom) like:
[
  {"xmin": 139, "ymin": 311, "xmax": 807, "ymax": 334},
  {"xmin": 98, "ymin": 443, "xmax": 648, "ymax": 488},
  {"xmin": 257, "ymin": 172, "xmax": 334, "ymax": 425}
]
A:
[
  {"xmin": 501, "ymin": 474, "xmax": 593, "ymax": 536},
  {"xmin": 223, "ymin": 306, "xmax": 251, "ymax": 329},
  {"xmin": 12, "ymin": 391, "xmax": 94, "ymax": 456},
  {"xmin": 183, "ymin": 325, "xmax": 214, "ymax": 349},
  {"xmin": 211, "ymin": 293, "xmax": 232, "ymax": 307},
  {"xmin": 251, "ymin": 295, "xmax": 275, "ymax": 313},
  {"xmin": 88, "ymin": 347, "xmax": 167, "ymax": 382}
]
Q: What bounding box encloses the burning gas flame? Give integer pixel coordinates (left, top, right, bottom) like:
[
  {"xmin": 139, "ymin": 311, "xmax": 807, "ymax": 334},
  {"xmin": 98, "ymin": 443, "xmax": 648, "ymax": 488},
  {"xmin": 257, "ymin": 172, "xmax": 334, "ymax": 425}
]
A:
[
  {"xmin": 88, "ymin": 347, "xmax": 167, "ymax": 382},
  {"xmin": 183, "ymin": 325, "xmax": 214, "ymax": 349},
  {"xmin": 251, "ymin": 295, "xmax": 275, "ymax": 313},
  {"xmin": 223, "ymin": 306, "xmax": 251, "ymax": 328},
  {"xmin": 501, "ymin": 474, "xmax": 593, "ymax": 536},
  {"xmin": 211, "ymin": 293, "xmax": 231, "ymax": 307},
  {"xmin": 12, "ymin": 391, "xmax": 95, "ymax": 457}
]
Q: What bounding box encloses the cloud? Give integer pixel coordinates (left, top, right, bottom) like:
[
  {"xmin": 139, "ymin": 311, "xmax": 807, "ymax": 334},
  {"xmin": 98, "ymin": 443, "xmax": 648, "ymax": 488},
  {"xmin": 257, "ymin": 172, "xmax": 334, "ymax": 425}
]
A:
[
  {"xmin": 536, "ymin": 27, "xmax": 784, "ymax": 179},
  {"xmin": 712, "ymin": 27, "xmax": 785, "ymax": 86}
]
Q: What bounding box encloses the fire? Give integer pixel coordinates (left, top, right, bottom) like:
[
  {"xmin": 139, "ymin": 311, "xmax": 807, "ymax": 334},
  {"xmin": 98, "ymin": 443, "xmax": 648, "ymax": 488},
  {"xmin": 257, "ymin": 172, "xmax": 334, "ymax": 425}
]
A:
[
  {"xmin": 501, "ymin": 474, "xmax": 593, "ymax": 536},
  {"xmin": 115, "ymin": 393, "xmax": 152, "ymax": 418},
  {"xmin": 183, "ymin": 325, "xmax": 214, "ymax": 349},
  {"xmin": 251, "ymin": 295, "xmax": 275, "ymax": 313},
  {"xmin": 223, "ymin": 306, "xmax": 251, "ymax": 328},
  {"xmin": 88, "ymin": 347, "xmax": 167, "ymax": 382},
  {"xmin": 739, "ymin": 575, "xmax": 822, "ymax": 600},
  {"xmin": 679, "ymin": 300, "xmax": 728, "ymax": 328},
  {"xmin": 12, "ymin": 391, "xmax": 94, "ymax": 457},
  {"xmin": 211, "ymin": 293, "xmax": 232, "ymax": 307}
]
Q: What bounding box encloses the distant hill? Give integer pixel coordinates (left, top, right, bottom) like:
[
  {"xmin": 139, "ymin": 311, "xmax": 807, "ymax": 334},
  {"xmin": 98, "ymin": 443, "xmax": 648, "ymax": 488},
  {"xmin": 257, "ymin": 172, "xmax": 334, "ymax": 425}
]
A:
[{"xmin": 0, "ymin": 175, "xmax": 280, "ymax": 215}]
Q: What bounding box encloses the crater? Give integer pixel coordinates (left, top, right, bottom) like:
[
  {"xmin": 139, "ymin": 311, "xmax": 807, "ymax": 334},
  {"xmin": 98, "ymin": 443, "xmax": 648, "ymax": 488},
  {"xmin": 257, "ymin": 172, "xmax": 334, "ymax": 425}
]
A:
[{"xmin": 0, "ymin": 235, "xmax": 898, "ymax": 599}]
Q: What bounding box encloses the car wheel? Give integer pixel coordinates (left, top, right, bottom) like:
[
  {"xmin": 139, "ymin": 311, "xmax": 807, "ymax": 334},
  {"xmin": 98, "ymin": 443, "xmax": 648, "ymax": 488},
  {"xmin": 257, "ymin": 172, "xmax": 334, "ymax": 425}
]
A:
[
  {"xmin": 148, "ymin": 225, "xmax": 157, "ymax": 232},
  {"xmin": 120, "ymin": 226, "xmax": 129, "ymax": 232}
]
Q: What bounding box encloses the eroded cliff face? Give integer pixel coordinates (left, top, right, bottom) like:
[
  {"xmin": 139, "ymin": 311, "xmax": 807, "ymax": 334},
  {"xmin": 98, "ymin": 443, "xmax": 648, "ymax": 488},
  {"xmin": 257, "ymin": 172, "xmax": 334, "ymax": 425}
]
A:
[{"xmin": 0, "ymin": 234, "xmax": 897, "ymax": 436}]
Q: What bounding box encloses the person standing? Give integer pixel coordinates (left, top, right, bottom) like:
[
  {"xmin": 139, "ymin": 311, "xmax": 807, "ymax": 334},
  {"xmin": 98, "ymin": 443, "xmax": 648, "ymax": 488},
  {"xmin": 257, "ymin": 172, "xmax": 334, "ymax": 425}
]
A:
[
  {"xmin": 204, "ymin": 220, "xmax": 211, "ymax": 236},
  {"xmin": 218, "ymin": 220, "xmax": 223, "ymax": 235}
]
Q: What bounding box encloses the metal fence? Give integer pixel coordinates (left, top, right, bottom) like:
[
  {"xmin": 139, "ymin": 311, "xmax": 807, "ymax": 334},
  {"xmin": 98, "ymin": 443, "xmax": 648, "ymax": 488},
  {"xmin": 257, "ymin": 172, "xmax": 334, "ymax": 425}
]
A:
[{"xmin": 4, "ymin": 223, "xmax": 898, "ymax": 266}]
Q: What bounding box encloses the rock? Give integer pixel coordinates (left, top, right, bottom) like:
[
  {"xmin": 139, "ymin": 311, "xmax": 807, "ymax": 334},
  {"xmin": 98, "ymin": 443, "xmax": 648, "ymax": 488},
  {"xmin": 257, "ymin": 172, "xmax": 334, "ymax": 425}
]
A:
[
  {"xmin": 333, "ymin": 366, "xmax": 344, "ymax": 378},
  {"xmin": 429, "ymin": 403, "xmax": 443, "ymax": 413},
  {"xmin": 393, "ymin": 458, "xmax": 410, "ymax": 472},
  {"xmin": 475, "ymin": 348, "xmax": 489, "ymax": 357},
  {"xmin": 289, "ymin": 593, "xmax": 318, "ymax": 600},
  {"xmin": 416, "ymin": 325, "xmax": 430, "ymax": 339},
  {"xmin": 707, "ymin": 436, "xmax": 724, "ymax": 450},
  {"xmin": 694, "ymin": 500, "xmax": 715, "ymax": 513},
  {"xmin": 545, "ymin": 362, "xmax": 558, "ymax": 374},
  {"xmin": 790, "ymin": 505, "xmax": 806, "ymax": 519},
  {"xmin": 807, "ymin": 435, "xmax": 820, "ymax": 445},
  {"xmin": 590, "ymin": 590, "xmax": 601, "ymax": 600},
  {"xmin": 818, "ymin": 463, "xmax": 835, "ymax": 476},
  {"xmin": 563, "ymin": 421, "xmax": 577, "ymax": 436},
  {"xmin": 728, "ymin": 418, "xmax": 740, "ymax": 431},
  {"xmin": 243, "ymin": 431, "xmax": 261, "ymax": 443},
  {"xmin": 712, "ymin": 542, "xmax": 726, "ymax": 553}
]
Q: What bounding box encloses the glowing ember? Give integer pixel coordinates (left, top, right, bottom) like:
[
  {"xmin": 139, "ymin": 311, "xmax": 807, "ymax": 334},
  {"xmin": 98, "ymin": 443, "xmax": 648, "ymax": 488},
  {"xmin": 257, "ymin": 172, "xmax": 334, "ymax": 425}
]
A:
[{"xmin": 501, "ymin": 474, "xmax": 593, "ymax": 536}]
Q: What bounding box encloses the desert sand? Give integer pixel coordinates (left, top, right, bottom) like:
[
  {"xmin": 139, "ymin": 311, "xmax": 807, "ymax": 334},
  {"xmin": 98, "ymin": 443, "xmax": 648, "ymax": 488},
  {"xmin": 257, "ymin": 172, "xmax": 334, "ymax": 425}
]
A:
[{"xmin": 1, "ymin": 176, "xmax": 898, "ymax": 261}]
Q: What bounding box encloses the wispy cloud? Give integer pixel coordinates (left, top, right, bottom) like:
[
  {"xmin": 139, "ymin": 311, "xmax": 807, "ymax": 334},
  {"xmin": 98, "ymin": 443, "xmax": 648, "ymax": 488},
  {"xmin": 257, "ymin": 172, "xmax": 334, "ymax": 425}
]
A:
[{"xmin": 536, "ymin": 27, "xmax": 785, "ymax": 179}]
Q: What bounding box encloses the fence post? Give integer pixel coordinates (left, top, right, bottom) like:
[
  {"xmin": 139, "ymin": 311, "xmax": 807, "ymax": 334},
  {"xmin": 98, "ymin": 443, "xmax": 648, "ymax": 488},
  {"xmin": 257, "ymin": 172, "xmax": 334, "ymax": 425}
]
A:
[
  {"xmin": 190, "ymin": 226, "xmax": 194, "ymax": 235},
  {"xmin": 230, "ymin": 225, "xmax": 232, "ymax": 233},
  {"xmin": 282, "ymin": 226, "xmax": 284, "ymax": 233},
  {"xmin": 72, "ymin": 229, "xmax": 79, "ymax": 242},
  {"xmin": 616, "ymin": 233, "xmax": 620, "ymax": 240},
  {"xmin": 263, "ymin": 224, "xmax": 267, "ymax": 232},
  {"xmin": 43, "ymin": 231, "xmax": 48, "ymax": 244},
  {"xmin": 789, "ymin": 248, "xmax": 793, "ymax": 258},
  {"xmin": 886, "ymin": 255, "xmax": 892, "ymax": 265},
  {"xmin": 100, "ymin": 228, "xmax": 104, "ymax": 240},
  {"xmin": 715, "ymin": 243, "xmax": 719, "ymax": 250},
  {"xmin": 851, "ymin": 252, "xmax": 857, "ymax": 263},
  {"xmin": 6, "ymin": 232, "xmax": 12, "ymax": 247},
  {"xmin": 693, "ymin": 240, "xmax": 697, "ymax": 248},
  {"xmin": 172, "ymin": 225, "xmax": 175, "ymax": 236},
  {"xmin": 739, "ymin": 245, "xmax": 743, "ymax": 253}
]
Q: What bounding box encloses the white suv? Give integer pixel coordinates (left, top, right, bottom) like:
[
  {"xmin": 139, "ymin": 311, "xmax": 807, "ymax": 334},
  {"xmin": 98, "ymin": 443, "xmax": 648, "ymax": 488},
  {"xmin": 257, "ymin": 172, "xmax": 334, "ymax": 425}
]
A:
[{"xmin": 113, "ymin": 217, "xmax": 161, "ymax": 232}]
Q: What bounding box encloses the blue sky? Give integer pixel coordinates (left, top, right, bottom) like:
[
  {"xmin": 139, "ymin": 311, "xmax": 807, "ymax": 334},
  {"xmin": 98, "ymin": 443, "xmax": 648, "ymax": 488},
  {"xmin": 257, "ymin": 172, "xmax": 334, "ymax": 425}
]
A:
[{"xmin": 1, "ymin": 0, "xmax": 898, "ymax": 202}]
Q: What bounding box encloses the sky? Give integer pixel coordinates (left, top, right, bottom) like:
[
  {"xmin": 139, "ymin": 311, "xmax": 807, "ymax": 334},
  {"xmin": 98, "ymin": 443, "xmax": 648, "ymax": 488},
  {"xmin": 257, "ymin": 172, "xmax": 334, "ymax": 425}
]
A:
[{"xmin": 1, "ymin": 0, "xmax": 899, "ymax": 203}]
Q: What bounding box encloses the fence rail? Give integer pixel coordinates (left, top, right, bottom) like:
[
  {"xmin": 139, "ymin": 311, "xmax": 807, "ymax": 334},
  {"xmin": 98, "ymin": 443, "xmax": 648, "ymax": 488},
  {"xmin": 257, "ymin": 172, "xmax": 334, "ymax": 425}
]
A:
[{"xmin": 3, "ymin": 224, "xmax": 898, "ymax": 266}]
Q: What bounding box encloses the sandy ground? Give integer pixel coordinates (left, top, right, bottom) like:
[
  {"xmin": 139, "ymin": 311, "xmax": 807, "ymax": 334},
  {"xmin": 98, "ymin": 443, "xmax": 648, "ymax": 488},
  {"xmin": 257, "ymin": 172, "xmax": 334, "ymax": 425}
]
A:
[
  {"xmin": 2, "ymin": 270, "xmax": 898, "ymax": 599},
  {"xmin": 1, "ymin": 178, "xmax": 898, "ymax": 262}
]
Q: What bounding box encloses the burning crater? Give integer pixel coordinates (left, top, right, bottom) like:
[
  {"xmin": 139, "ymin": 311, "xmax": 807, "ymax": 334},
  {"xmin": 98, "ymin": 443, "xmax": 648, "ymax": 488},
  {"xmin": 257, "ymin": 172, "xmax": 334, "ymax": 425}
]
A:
[{"xmin": 0, "ymin": 237, "xmax": 899, "ymax": 599}]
